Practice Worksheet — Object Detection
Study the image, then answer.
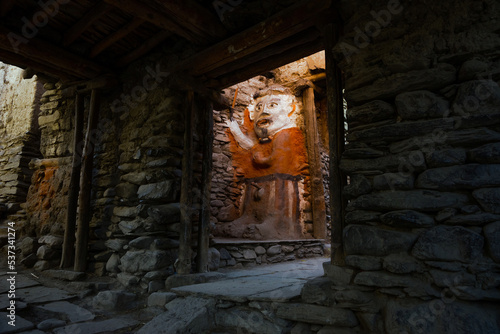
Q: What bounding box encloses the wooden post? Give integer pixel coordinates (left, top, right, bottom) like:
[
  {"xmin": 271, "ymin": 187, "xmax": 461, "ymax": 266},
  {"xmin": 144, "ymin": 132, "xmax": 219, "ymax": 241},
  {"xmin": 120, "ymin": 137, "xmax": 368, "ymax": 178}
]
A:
[
  {"xmin": 197, "ymin": 98, "xmax": 214, "ymax": 273},
  {"xmin": 303, "ymin": 87, "xmax": 327, "ymax": 239},
  {"xmin": 60, "ymin": 93, "xmax": 84, "ymax": 268},
  {"xmin": 74, "ymin": 89, "xmax": 101, "ymax": 272},
  {"xmin": 178, "ymin": 90, "xmax": 195, "ymax": 275},
  {"xmin": 325, "ymin": 23, "xmax": 346, "ymax": 265}
]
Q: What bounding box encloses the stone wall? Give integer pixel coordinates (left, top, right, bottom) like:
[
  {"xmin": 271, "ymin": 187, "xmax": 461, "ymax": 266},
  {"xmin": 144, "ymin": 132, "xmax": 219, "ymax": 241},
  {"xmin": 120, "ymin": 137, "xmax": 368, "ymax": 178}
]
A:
[
  {"xmin": 0, "ymin": 62, "xmax": 42, "ymax": 221},
  {"xmin": 274, "ymin": 0, "xmax": 500, "ymax": 332}
]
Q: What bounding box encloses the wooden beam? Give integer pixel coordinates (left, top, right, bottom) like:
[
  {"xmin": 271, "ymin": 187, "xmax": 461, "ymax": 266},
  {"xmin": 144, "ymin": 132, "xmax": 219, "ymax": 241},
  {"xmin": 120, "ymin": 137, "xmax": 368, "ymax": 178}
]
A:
[
  {"xmin": 182, "ymin": 0, "xmax": 331, "ymax": 77},
  {"xmin": 204, "ymin": 28, "xmax": 320, "ymax": 80},
  {"xmin": 75, "ymin": 89, "xmax": 101, "ymax": 272},
  {"xmin": 63, "ymin": 1, "xmax": 113, "ymax": 46},
  {"xmin": 177, "ymin": 90, "xmax": 196, "ymax": 275},
  {"xmin": 209, "ymin": 37, "xmax": 324, "ymax": 89},
  {"xmin": 90, "ymin": 17, "xmax": 143, "ymax": 58},
  {"xmin": 116, "ymin": 30, "xmax": 171, "ymax": 67},
  {"xmin": 0, "ymin": 0, "xmax": 16, "ymax": 17},
  {"xmin": 103, "ymin": 0, "xmax": 203, "ymax": 44},
  {"xmin": 197, "ymin": 97, "xmax": 214, "ymax": 273},
  {"xmin": 0, "ymin": 26, "xmax": 106, "ymax": 79},
  {"xmin": 303, "ymin": 87, "xmax": 327, "ymax": 239},
  {"xmin": 151, "ymin": 0, "xmax": 227, "ymax": 41},
  {"xmin": 325, "ymin": 23, "xmax": 345, "ymax": 265},
  {"xmin": 0, "ymin": 48, "xmax": 77, "ymax": 82},
  {"xmin": 60, "ymin": 93, "xmax": 85, "ymax": 269}
]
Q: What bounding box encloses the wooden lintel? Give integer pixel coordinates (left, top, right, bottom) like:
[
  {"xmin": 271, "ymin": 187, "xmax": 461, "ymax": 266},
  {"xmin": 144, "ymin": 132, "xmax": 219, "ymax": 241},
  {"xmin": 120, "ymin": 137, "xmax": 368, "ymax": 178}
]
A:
[
  {"xmin": 208, "ymin": 37, "xmax": 324, "ymax": 89},
  {"xmin": 0, "ymin": 0, "xmax": 16, "ymax": 17},
  {"xmin": 182, "ymin": 0, "xmax": 332, "ymax": 77},
  {"xmin": 103, "ymin": 0, "xmax": 203, "ymax": 44},
  {"xmin": 204, "ymin": 28, "xmax": 320, "ymax": 80},
  {"xmin": 116, "ymin": 30, "xmax": 171, "ymax": 67},
  {"xmin": 152, "ymin": 0, "xmax": 227, "ymax": 42},
  {"xmin": 0, "ymin": 48, "xmax": 77, "ymax": 82},
  {"xmin": 90, "ymin": 17, "xmax": 144, "ymax": 58},
  {"xmin": 63, "ymin": 1, "xmax": 113, "ymax": 46},
  {"xmin": 0, "ymin": 26, "xmax": 106, "ymax": 79}
]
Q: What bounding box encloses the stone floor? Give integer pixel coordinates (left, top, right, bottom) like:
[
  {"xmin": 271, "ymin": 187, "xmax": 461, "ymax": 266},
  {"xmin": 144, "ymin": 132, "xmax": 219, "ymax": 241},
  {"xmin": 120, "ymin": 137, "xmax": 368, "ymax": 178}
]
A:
[{"xmin": 1, "ymin": 257, "xmax": 328, "ymax": 334}]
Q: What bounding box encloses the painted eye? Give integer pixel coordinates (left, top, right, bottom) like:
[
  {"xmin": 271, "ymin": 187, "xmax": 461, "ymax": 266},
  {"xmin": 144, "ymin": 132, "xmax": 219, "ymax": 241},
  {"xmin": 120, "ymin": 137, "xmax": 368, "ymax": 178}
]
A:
[
  {"xmin": 268, "ymin": 102, "xmax": 278, "ymax": 108},
  {"xmin": 256, "ymin": 104, "xmax": 263, "ymax": 111}
]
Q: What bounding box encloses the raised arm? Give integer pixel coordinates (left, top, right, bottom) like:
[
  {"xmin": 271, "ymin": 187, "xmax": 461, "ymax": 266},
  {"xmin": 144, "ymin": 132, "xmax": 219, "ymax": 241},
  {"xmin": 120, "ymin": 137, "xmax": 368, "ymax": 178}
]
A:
[{"xmin": 226, "ymin": 119, "xmax": 256, "ymax": 150}]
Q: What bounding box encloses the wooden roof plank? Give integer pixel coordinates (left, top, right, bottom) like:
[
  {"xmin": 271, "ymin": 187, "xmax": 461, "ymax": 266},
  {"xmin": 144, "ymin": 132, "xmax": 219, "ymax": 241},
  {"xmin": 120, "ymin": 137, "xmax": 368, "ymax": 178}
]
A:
[
  {"xmin": 0, "ymin": 0, "xmax": 16, "ymax": 17},
  {"xmin": 183, "ymin": 0, "xmax": 332, "ymax": 77},
  {"xmin": 63, "ymin": 1, "xmax": 113, "ymax": 46},
  {"xmin": 90, "ymin": 17, "xmax": 144, "ymax": 58},
  {"xmin": 151, "ymin": 0, "xmax": 227, "ymax": 41},
  {"xmin": 0, "ymin": 25, "xmax": 107, "ymax": 79},
  {"xmin": 116, "ymin": 30, "xmax": 171, "ymax": 67},
  {"xmin": 103, "ymin": 0, "xmax": 203, "ymax": 44}
]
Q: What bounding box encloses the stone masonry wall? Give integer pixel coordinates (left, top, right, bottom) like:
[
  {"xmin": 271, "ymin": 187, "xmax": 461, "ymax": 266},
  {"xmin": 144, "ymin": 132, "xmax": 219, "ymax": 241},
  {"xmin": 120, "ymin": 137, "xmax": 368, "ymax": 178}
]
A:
[
  {"xmin": 0, "ymin": 62, "xmax": 42, "ymax": 221},
  {"xmin": 273, "ymin": 0, "xmax": 500, "ymax": 333}
]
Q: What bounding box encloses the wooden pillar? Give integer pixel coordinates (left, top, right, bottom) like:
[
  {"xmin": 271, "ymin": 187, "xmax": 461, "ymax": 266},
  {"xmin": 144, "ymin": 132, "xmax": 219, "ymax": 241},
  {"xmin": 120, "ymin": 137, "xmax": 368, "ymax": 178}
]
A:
[
  {"xmin": 60, "ymin": 93, "xmax": 84, "ymax": 268},
  {"xmin": 74, "ymin": 89, "xmax": 101, "ymax": 272},
  {"xmin": 325, "ymin": 23, "xmax": 346, "ymax": 265},
  {"xmin": 197, "ymin": 98, "xmax": 214, "ymax": 273},
  {"xmin": 178, "ymin": 90, "xmax": 196, "ymax": 275},
  {"xmin": 303, "ymin": 87, "xmax": 327, "ymax": 239}
]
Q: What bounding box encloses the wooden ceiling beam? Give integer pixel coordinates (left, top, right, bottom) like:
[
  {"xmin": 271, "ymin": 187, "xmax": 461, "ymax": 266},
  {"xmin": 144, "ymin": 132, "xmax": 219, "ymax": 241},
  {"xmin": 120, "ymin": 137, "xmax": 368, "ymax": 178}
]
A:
[
  {"xmin": 182, "ymin": 0, "xmax": 332, "ymax": 77},
  {"xmin": 204, "ymin": 28, "xmax": 320, "ymax": 80},
  {"xmin": 116, "ymin": 30, "xmax": 171, "ymax": 67},
  {"xmin": 103, "ymin": 0, "xmax": 203, "ymax": 44},
  {"xmin": 208, "ymin": 38, "xmax": 325, "ymax": 89},
  {"xmin": 63, "ymin": 1, "xmax": 113, "ymax": 46},
  {"xmin": 0, "ymin": 48, "xmax": 77, "ymax": 82},
  {"xmin": 90, "ymin": 17, "xmax": 144, "ymax": 58},
  {"xmin": 0, "ymin": 26, "xmax": 107, "ymax": 79},
  {"xmin": 0, "ymin": 0, "xmax": 16, "ymax": 17},
  {"xmin": 150, "ymin": 0, "xmax": 227, "ymax": 42}
]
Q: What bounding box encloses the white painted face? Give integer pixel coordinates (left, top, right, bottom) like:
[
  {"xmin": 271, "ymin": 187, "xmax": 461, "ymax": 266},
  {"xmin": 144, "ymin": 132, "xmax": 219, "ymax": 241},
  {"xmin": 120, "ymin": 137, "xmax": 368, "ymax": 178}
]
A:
[{"xmin": 251, "ymin": 93, "xmax": 295, "ymax": 140}]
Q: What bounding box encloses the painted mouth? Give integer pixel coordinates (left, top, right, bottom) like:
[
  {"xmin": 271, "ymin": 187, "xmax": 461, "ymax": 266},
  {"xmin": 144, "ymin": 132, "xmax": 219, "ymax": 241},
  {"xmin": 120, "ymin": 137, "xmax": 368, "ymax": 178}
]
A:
[{"xmin": 256, "ymin": 118, "xmax": 272, "ymax": 128}]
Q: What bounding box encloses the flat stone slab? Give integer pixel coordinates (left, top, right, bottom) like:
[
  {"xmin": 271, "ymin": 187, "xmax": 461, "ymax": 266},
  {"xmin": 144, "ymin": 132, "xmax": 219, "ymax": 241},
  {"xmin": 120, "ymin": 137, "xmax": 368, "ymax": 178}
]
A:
[
  {"xmin": 42, "ymin": 270, "xmax": 86, "ymax": 281},
  {"xmin": 172, "ymin": 276, "xmax": 303, "ymax": 302},
  {"xmin": 0, "ymin": 313, "xmax": 34, "ymax": 333},
  {"xmin": 0, "ymin": 274, "xmax": 40, "ymax": 293},
  {"xmin": 165, "ymin": 272, "xmax": 226, "ymax": 290},
  {"xmin": 136, "ymin": 297, "xmax": 214, "ymax": 334},
  {"xmin": 0, "ymin": 299, "xmax": 27, "ymax": 310},
  {"xmin": 219, "ymin": 258, "xmax": 326, "ymax": 279},
  {"xmin": 16, "ymin": 286, "xmax": 74, "ymax": 304},
  {"xmin": 37, "ymin": 301, "xmax": 95, "ymax": 322},
  {"xmin": 53, "ymin": 317, "xmax": 139, "ymax": 334},
  {"xmin": 247, "ymin": 283, "xmax": 303, "ymax": 302}
]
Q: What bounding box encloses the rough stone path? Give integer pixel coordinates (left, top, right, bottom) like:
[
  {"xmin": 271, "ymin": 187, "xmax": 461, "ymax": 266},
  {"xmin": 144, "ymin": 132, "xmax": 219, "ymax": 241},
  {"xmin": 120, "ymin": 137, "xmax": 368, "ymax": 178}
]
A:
[{"xmin": 1, "ymin": 257, "xmax": 327, "ymax": 334}]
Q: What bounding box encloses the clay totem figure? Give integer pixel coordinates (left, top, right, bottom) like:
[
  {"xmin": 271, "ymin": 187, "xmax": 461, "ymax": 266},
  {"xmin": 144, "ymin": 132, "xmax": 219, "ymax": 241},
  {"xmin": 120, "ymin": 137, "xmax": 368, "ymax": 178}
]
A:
[{"xmin": 218, "ymin": 85, "xmax": 309, "ymax": 240}]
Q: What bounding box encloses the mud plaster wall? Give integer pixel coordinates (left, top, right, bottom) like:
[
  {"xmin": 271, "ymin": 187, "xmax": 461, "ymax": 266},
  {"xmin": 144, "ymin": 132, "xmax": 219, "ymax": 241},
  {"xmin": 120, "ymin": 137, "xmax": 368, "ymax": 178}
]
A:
[
  {"xmin": 211, "ymin": 54, "xmax": 332, "ymax": 244},
  {"xmin": 0, "ymin": 62, "xmax": 42, "ymax": 219}
]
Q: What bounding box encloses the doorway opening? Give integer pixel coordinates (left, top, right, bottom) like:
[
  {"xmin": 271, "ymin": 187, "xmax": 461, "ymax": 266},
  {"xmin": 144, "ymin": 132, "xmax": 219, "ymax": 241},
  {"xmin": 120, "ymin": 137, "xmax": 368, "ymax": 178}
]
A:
[{"xmin": 209, "ymin": 51, "xmax": 332, "ymax": 268}]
